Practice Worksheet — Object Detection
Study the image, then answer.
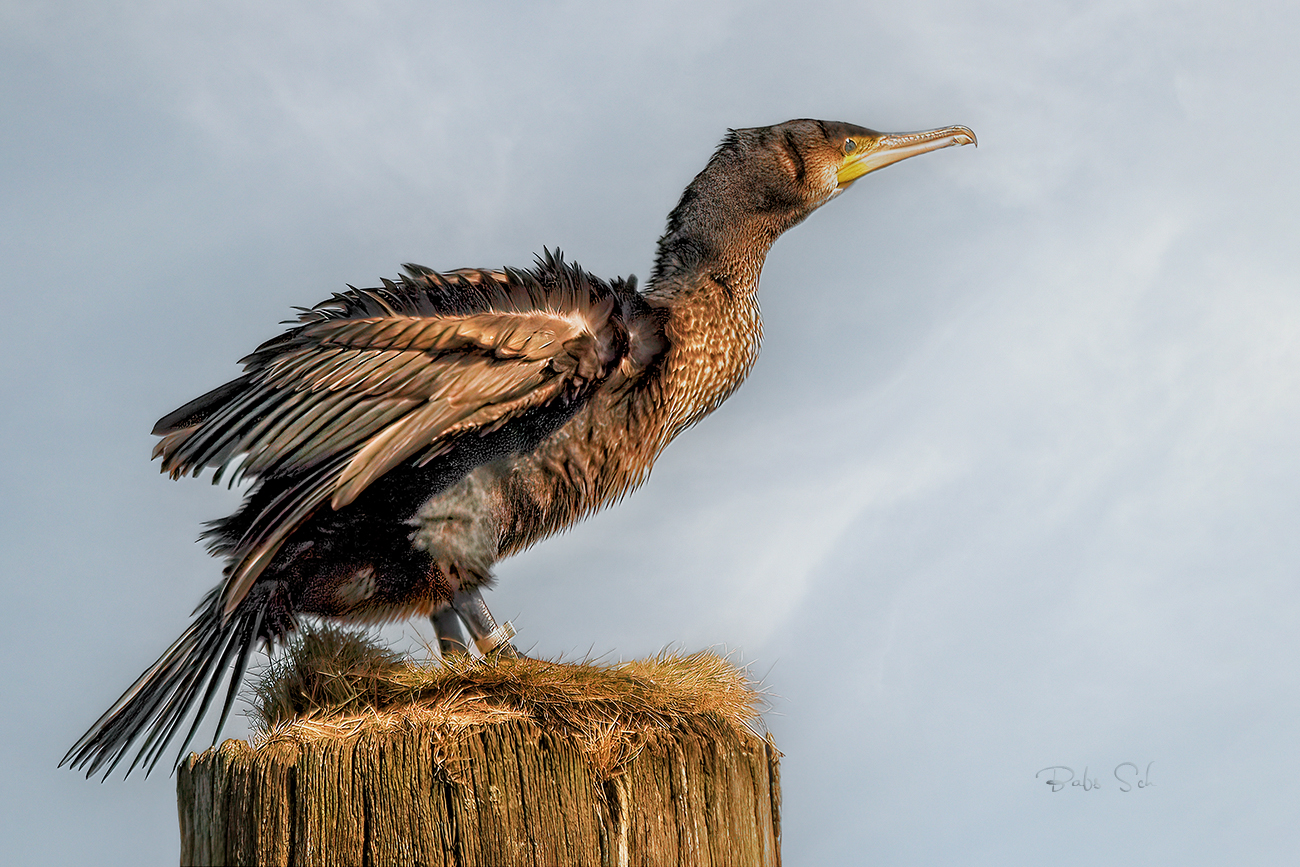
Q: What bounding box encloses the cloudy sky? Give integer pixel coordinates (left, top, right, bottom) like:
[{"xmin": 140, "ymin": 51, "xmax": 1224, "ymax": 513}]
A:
[{"xmin": 4, "ymin": 1, "xmax": 1298, "ymax": 864}]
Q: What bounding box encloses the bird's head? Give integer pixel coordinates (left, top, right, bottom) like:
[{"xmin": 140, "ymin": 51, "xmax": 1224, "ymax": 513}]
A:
[
  {"xmin": 652, "ymin": 118, "xmax": 975, "ymax": 286},
  {"xmin": 728, "ymin": 119, "xmax": 977, "ymax": 221}
]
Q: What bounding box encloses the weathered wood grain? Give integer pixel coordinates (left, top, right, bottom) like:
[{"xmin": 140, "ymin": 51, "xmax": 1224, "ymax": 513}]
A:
[{"xmin": 179, "ymin": 717, "xmax": 780, "ymax": 866}]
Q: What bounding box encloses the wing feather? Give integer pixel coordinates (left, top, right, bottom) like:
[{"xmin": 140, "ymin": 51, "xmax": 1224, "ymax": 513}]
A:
[
  {"xmin": 330, "ymin": 355, "xmax": 565, "ymax": 508},
  {"xmin": 152, "ymin": 255, "xmax": 634, "ymax": 615}
]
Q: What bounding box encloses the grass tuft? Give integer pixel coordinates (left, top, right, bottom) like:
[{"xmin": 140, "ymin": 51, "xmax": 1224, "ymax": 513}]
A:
[{"xmin": 246, "ymin": 625, "xmax": 767, "ymax": 775}]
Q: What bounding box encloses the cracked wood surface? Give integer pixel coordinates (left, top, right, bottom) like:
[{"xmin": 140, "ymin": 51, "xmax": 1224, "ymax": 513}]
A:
[{"xmin": 178, "ymin": 717, "xmax": 780, "ymax": 866}]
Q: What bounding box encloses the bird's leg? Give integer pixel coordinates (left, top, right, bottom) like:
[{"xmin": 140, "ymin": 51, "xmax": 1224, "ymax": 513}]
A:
[
  {"xmin": 430, "ymin": 604, "xmax": 468, "ymax": 657},
  {"xmin": 450, "ymin": 587, "xmax": 518, "ymax": 658}
]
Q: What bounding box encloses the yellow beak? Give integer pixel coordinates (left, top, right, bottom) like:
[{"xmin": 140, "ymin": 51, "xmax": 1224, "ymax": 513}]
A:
[{"xmin": 837, "ymin": 125, "xmax": 977, "ymax": 187}]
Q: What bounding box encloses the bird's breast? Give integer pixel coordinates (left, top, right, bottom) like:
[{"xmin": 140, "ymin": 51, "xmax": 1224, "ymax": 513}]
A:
[{"xmin": 658, "ymin": 289, "xmax": 764, "ymax": 434}]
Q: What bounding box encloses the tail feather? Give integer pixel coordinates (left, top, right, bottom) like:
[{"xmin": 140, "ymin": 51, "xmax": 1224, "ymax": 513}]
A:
[
  {"xmin": 145, "ymin": 605, "xmax": 265, "ymax": 778},
  {"xmin": 60, "ymin": 589, "xmax": 267, "ymax": 779},
  {"xmin": 130, "ymin": 610, "xmax": 247, "ymax": 776}
]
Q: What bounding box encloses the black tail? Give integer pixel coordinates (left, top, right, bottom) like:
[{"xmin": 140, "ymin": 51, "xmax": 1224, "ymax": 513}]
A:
[{"xmin": 61, "ymin": 589, "xmax": 267, "ymax": 779}]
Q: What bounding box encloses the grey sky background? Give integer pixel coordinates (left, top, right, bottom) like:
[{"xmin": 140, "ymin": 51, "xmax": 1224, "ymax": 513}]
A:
[{"xmin": 4, "ymin": 1, "xmax": 1298, "ymax": 864}]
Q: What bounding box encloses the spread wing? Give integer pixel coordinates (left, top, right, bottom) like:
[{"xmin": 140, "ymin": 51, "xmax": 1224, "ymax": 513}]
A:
[{"xmin": 153, "ymin": 255, "xmax": 631, "ymax": 615}]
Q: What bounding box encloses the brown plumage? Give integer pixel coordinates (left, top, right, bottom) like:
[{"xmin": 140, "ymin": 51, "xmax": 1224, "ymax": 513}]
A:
[{"xmin": 64, "ymin": 118, "xmax": 974, "ymax": 777}]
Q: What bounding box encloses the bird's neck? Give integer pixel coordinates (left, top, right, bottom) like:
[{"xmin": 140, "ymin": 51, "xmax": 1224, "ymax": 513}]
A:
[
  {"xmin": 647, "ymin": 225, "xmax": 777, "ymax": 300},
  {"xmin": 640, "ymin": 162, "xmax": 812, "ymax": 431},
  {"xmin": 647, "ymin": 172, "xmax": 793, "ymax": 298}
]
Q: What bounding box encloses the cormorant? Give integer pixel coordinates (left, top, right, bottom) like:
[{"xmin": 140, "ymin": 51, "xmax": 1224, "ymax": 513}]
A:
[{"xmin": 64, "ymin": 119, "xmax": 975, "ymax": 778}]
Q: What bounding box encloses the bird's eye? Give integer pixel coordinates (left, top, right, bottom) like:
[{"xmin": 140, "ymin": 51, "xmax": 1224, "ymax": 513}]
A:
[{"xmin": 843, "ymin": 139, "xmax": 857, "ymax": 154}]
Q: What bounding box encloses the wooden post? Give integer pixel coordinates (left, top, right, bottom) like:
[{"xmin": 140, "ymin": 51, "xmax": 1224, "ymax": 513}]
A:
[{"xmin": 177, "ymin": 641, "xmax": 781, "ymax": 866}]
